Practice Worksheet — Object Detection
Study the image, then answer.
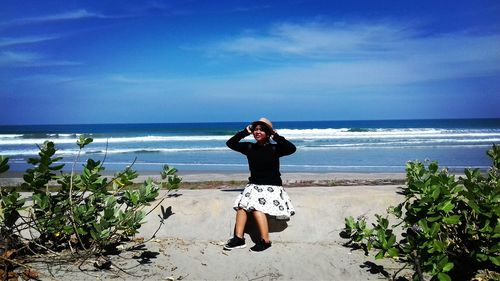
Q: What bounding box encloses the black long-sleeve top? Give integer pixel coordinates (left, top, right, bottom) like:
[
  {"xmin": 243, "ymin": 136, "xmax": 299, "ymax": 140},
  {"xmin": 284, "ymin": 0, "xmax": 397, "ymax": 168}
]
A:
[{"xmin": 226, "ymin": 130, "xmax": 296, "ymax": 186}]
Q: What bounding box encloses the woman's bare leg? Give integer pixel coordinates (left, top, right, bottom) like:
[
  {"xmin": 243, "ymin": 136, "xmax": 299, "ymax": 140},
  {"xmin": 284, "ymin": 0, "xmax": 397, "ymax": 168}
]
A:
[
  {"xmin": 234, "ymin": 208, "xmax": 247, "ymax": 238},
  {"xmin": 252, "ymin": 210, "xmax": 270, "ymax": 242}
]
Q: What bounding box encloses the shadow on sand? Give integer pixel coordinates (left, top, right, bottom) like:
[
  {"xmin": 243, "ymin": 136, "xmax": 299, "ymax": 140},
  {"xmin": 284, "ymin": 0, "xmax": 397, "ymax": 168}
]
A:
[{"xmin": 244, "ymin": 214, "xmax": 289, "ymax": 243}]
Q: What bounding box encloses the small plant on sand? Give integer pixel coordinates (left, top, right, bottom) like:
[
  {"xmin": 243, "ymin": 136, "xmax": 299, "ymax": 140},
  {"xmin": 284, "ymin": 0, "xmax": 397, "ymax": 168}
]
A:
[
  {"xmin": 0, "ymin": 136, "xmax": 181, "ymax": 278},
  {"xmin": 342, "ymin": 144, "xmax": 500, "ymax": 281}
]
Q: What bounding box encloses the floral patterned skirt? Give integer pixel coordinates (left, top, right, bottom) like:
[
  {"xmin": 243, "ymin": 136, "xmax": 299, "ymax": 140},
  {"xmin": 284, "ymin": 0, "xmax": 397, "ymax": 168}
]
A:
[{"xmin": 233, "ymin": 184, "xmax": 295, "ymax": 220}]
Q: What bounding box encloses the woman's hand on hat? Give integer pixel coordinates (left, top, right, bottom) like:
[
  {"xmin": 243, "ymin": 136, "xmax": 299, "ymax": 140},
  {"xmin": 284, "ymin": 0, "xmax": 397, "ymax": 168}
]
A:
[
  {"xmin": 246, "ymin": 125, "xmax": 253, "ymax": 134},
  {"xmin": 271, "ymin": 130, "xmax": 277, "ymax": 138}
]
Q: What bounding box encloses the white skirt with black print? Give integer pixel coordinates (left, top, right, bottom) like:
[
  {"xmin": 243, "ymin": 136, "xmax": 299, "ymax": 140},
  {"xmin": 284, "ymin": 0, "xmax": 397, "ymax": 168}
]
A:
[{"xmin": 233, "ymin": 184, "xmax": 295, "ymax": 220}]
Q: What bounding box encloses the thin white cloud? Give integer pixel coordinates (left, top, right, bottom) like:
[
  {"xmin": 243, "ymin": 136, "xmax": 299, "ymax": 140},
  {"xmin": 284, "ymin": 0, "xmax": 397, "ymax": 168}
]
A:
[
  {"xmin": 0, "ymin": 35, "xmax": 59, "ymax": 47},
  {"xmin": 208, "ymin": 21, "xmax": 500, "ymax": 82},
  {"xmin": 12, "ymin": 9, "xmax": 105, "ymax": 24},
  {"xmin": 2, "ymin": 9, "xmax": 133, "ymax": 26},
  {"xmin": 108, "ymin": 75, "xmax": 177, "ymax": 84},
  {"xmin": 12, "ymin": 74, "xmax": 85, "ymax": 84},
  {"xmin": 212, "ymin": 22, "xmax": 416, "ymax": 58},
  {"xmin": 13, "ymin": 21, "xmax": 498, "ymax": 101},
  {"xmin": 0, "ymin": 51, "xmax": 81, "ymax": 67},
  {"xmin": 230, "ymin": 4, "xmax": 271, "ymax": 13},
  {"xmin": 0, "ymin": 51, "xmax": 41, "ymax": 64},
  {"xmin": 7, "ymin": 20, "xmax": 499, "ymax": 105}
]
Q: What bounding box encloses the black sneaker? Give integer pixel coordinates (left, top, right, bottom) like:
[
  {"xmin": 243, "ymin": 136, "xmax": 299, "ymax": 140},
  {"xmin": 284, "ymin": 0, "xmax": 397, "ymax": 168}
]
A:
[
  {"xmin": 223, "ymin": 236, "xmax": 246, "ymax": 250},
  {"xmin": 250, "ymin": 239, "xmax": 272, "ymax": 252}
]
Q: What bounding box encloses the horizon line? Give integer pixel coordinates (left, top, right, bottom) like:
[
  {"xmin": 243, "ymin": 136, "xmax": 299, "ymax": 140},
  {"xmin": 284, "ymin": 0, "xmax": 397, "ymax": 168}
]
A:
[{"xmin": 1, "ymin": 117, "xmax": 500, "ymax": 127}]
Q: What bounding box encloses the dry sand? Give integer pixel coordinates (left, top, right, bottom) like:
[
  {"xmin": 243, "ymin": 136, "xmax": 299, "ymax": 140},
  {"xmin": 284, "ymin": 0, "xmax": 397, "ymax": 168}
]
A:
[{"xmin": 19, "ymin": 174, "xmax": 414, "ymax": 281}]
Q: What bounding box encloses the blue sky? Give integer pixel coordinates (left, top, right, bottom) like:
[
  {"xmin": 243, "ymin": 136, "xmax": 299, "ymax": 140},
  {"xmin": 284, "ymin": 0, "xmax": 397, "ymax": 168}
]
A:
[{"xmin": 1, "ymin": 0, "xmax": 499, "ymax": 125}]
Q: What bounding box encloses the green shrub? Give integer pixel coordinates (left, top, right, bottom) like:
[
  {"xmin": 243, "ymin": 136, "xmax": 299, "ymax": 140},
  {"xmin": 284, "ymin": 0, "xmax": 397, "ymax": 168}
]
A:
[
  {"xmin": 342, "ymin": 144, "xmax": 500, "ymax": 281},
  {"xmin": 1, "ymin": 136, "xmax": 180, "ymax": 256},
  {"xmin": 1, "ymin": 155, "xmax": 26, "ymax": 232}
]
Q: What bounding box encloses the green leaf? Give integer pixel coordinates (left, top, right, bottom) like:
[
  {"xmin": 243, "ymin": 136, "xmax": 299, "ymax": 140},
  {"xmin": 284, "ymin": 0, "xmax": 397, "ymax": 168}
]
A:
[
  {"xmin": 442, "ymin": 215, "xmax": 461, "ymax": 225},
  {"xmin": 429, "ymin": 162, "xmax": 439, "ymax": 173},
  {"xmin": 439, "ymin": 200, "xmax": 454, "ymax": 212},
  {"xmin": 0, "ymin": 155, "xmax": 8, "ymax": 165},
  {"xmin": 100, "ymin": 229, "xmax": 110, "ymax": 239},
  {"xmin": 49, "ymin": 163, "xmax": 65, "ymax": 171},
  {"xmin": 77, "ymin": 135, "xmax": 93, "ymax": 148},
  {"xmin": 161, "ymin": 165, "xmax": 178, "ymax": 178},
  {"xmin": 391, "ymin": 204, "xmax": 403, "ymax": 217},
  {"xmin": 32, "ymin": 193, "xmax": 49, "ymax": 210},
  {"xmin": 479, "ymin": 220, "xmax": 494, "ymax": 233},
  {"xmin": 0, "ymin": 156, "xmax": 9, "ymax": 174},
  {"xmin": 430, "ymin": 222, "xmax": 441, "ymax": 236},
  {"xmin": 489, "ymin": 255, "xmax": 500, "ymax": 266},
  {"xmin": 387, "ymin": 234, "xmax": 396, "ymax": 247},
  {"xmin": 375, "ymin": 250, "xmax": 385, "ymax": 259},
  {"xmin": 377, "ymin": 230, "xmax": 386, "ymax": 248},
  {"xmin": 466, "ymin": 200, "xmax": 481, "ymax": 213},
  {"xmin": 442, "ymin": 262, "xmax": 454, "ymax": 272},
  {"xmin": 432, "ymin": 186, "xmax": 441, "ymax": 199},
  {"xmin": 476, "ymin": 253, "xmax": 488, "ymax": 261},
  {"xmin": 464, "ymin": 168, "xmax": 472, "ymax": 179},
  {"xmin": 90, "ymin": 229, "xmax": 98, "ymax": 240},
  {"xmin": 418, "ymin": 219, "xmax": 430, "ymax": 232},
  {"xmin": 63, "ymin": 225, "xmax": 74, "ymax": 235},
  {"xmin": 427, "ymin": 216, "xmax": 442, "ymax": 222},
  {"xmin": 437, "ymin": 272, "xmax": 451, "ymax": 281},
  {"xmin": 437, "ymin": 255, "xmax": 449, "ymax": 269},
  {"xmin": 77, "ymin": 227, "xmax": 88, "ymax": 235},
  {"xmin": 433, "ymin": 240, "xmax": 445, "ymax": 252},
  {"xmin": 345, "ymin": 216, "xmax": 355, "ymax": 229},
  {"xmin": 377, "ymin": 215, "xmax": 389, "ymax": 229},
  {"xmin": 387, "ymin": 247, "xmax": 399, "ymax": 257}
]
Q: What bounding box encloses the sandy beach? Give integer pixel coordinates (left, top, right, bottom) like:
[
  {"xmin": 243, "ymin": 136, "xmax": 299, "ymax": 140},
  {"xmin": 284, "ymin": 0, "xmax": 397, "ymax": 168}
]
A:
[{"xmin": 2, "ymin": 172, "xmax": 416, "ymax": 280}]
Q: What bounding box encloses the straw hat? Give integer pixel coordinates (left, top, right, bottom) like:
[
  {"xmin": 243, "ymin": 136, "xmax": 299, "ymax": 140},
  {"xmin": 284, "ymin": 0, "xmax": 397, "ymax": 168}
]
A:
[{"xmin": 252, "ymin": 117, "xmax": 274, "ymax": 132}]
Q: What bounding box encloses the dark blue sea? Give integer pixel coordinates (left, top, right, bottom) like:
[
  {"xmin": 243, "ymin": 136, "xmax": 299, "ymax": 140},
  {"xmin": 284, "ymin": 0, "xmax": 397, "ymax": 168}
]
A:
[{"xmin": 1, "ymin": 119, "xmax": 499, "ymax": 174}]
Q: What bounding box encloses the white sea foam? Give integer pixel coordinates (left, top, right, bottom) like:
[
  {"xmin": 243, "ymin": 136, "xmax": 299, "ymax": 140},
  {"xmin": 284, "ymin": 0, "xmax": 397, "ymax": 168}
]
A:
[
  {"xmin": 301, "ymin": 138, "xmax": 500, "ymax": 147},
  {"xmin": 0, "ymin": 147, "xmax": 228, "ymax": 156},
  {"xmin": 90, "ymin": 147, "xmax": 227, "ymax": 154},
  {"xmin": 2, "ymin": 129, "xmax": 500, "ymax": 145},
  {"xmin": 0, "ymin": 134, "xmax": 24, "ymax": 138},
  {"xmin": 279, "ymin": 128, "xmax": 500, "ymax": 140},
  {"xmin": 0, "ymin": 149, "xmax": 41, "ymax": 155},
  {"xmin": 299, "ymin": 144, "xmax": 493, "ymax": 151},
  {"xmin": 1, "ymin": 128, "xmax": 499, "ymax": 158},
  {"xmin": 0, "ymin": 135, "xmax": 229, "ymax": 145},
  {"xmin": 0, "ymin": 149, "xmax": 83, "ymax": 156}
]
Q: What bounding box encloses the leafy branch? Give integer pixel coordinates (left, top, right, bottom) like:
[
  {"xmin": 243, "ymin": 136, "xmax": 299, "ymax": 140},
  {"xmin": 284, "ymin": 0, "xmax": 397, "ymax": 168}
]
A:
[
  {"xmin": 0, "ymin": 137, "xmax": 181, "ymax": 278},
  {"xmin": 342, "ymin": 144, "xmax": 500, "ymax": 281}
]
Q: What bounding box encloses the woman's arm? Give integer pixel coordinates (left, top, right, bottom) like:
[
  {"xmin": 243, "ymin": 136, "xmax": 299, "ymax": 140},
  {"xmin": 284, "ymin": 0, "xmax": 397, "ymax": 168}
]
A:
[
  {"xmin": 272, "ymin": 132, "xmax": 296, "ymax": 156},
  {"xmin": 226, "ymin": 129, "xmax": 252, "ymax": 154}
]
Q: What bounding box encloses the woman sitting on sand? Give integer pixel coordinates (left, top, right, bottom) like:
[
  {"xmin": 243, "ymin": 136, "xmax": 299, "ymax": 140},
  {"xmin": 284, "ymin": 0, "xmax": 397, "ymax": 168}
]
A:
[{"xmin": 224, "ymin": 118, "xmax": 296, "ymax": 252}]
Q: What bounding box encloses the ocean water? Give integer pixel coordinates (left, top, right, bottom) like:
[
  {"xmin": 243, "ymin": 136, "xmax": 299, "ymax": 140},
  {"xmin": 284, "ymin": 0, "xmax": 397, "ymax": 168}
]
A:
[{"xmin": 0, "ymin": 119, "xmax": 499, "ymax": 174}]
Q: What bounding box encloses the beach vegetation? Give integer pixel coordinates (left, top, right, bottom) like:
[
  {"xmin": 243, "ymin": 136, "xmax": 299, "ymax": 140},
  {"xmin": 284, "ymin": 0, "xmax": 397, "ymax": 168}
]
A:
[
  {"xmin": 342, "ymin": 144, "xmax": 500, "ymax": 281},
  {"xmin": 0, "ymin": 136, "xmax": 180, "ymax": 278}
]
